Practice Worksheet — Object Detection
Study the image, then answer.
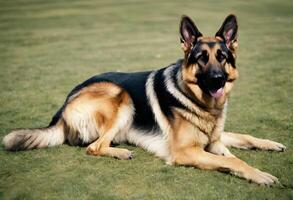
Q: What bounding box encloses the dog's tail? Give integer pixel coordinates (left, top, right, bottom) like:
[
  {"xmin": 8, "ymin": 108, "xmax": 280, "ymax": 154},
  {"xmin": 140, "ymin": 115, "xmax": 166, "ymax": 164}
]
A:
[{"xmin": 3, "ymin": 120, "xmax": 65, "ymax": 151}]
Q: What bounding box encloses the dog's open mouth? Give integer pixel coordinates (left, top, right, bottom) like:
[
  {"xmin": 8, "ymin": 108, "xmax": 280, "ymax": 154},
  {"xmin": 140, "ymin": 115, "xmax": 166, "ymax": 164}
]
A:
[{"xmin": 209, "ymin": 87, "xmax": 224, "ymax": 98}]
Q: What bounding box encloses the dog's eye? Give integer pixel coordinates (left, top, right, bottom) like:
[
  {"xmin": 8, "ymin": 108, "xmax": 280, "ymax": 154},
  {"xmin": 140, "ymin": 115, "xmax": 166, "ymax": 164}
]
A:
[
  {"xmin": 197, "ymin": 50, "xmax": 209, "ymax": 66},
  {"xmin": 217, "ymin": 50, "xmax": 227, "ymax": 62}
]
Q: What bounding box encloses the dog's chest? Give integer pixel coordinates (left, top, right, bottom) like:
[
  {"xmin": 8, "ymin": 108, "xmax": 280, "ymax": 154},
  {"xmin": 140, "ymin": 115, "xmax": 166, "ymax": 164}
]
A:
[{"xmin": 173, "ymin": 107, "xmax": 222, "ymax": 147}]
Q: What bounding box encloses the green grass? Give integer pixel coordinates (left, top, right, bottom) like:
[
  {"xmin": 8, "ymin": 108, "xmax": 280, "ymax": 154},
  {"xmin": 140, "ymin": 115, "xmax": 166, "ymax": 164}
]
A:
[{"xmin": 0, "ymin": 0, "xmax": 293, "ymax": 199}]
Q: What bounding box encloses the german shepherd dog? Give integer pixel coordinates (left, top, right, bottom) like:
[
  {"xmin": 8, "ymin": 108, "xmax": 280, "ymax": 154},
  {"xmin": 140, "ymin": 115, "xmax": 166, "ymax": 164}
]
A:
[{"xmin": 3, "ymin": 14, "xmax": 286, "ymax": 185}]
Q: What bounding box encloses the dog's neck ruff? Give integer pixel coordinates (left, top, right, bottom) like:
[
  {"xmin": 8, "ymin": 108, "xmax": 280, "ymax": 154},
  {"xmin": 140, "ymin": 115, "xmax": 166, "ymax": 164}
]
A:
[
  {"xmin": 145, "ymin": 61, "xmax": 224, "ymax": 135},
  {"xmin": 164, "ymin": 64, "xmax": 224, "ymax": 116}
]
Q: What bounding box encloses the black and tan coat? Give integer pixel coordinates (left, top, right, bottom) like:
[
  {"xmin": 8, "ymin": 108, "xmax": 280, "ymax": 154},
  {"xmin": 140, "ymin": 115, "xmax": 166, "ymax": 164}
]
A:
[{"xmin": 3, "ymin": 14, "xmax": 286, "ymax": 185}]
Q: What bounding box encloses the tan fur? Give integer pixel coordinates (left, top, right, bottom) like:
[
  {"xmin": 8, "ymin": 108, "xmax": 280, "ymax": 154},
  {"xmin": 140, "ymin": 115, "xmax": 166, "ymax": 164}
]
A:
[
  {"xmin": 62, "ymin": 82, "xmax": 134, "ymax": 159},
  {"xmin": 221, "ymin": 132, "xmax": 286, "ymax": 151},
  {"xmin": 169, "ymin": 109, "xmax": 279, "ymax": 185}
]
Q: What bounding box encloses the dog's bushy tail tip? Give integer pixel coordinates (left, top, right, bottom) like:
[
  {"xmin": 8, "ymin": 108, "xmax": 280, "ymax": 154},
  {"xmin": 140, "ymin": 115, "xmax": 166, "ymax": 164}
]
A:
[{"xmin": 3, "ymin": 122, "xmax": 65, "ymax": 151}]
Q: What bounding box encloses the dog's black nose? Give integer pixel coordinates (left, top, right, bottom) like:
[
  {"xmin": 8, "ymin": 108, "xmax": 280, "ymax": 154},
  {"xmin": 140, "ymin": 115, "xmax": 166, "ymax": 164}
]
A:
[
  {"xmin": 211, "ymin": 73, "xmax": 224, "ymax": 83},
  {"xmin": 208, "ymin": 71, "xmax": 226, "ymax": 90}
]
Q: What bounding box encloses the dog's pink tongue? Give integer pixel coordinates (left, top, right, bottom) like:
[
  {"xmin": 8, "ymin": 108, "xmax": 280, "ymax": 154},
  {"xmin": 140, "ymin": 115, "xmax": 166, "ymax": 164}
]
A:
[{"xmin": 209, "ymin": 88, "xmax": 224, "ymax": 98}]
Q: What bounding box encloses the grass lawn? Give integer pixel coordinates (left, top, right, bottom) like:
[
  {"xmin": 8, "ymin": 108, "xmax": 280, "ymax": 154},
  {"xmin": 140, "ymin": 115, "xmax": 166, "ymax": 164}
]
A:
[{"xmin": 0, "ymin": 0, "xmax": 293, "ymax": 199}]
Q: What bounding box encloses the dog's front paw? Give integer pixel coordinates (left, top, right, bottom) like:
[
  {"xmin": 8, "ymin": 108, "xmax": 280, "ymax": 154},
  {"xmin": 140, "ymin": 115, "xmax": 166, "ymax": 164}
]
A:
[
  {"xmin": 258, "ymin": 139, "xmax": 286, "ymax": 152},
  {"xmin": 244, "ymin": 167, "xmax": 279, "ymax": 186}
]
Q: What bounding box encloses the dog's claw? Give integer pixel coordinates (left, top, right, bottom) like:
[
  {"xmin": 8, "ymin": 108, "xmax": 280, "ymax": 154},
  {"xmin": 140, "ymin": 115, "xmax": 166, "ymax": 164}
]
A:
[
  {"xmin": 278, "ymin": 144, "xmax": 286, "ymax": 152},
  {"xmin": 128, "ymin": 151, "xmax": 134, "ymax": 159},
  {"xmin": 267, "ymin": 140, "xmax": 286, "ymax": 152},
  {"xmin": 116, "ymin": 149, "xmax": 134, "ymax": 160}
]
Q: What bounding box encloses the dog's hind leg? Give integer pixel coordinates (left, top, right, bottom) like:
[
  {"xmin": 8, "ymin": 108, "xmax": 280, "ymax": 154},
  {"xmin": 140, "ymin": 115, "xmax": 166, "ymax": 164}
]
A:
[
  {"xmin": 63, "ymin": 82, "xmax": 134, "ymax": 159},
  {"xmin": 86, "ymin": 95, "xmax": 134, "ymax": 159},
  {"xmin": 87, "ymin": 136, "xmax": 134, "ymax": 160},
  {"xmin": 86, "ymin": 95, "xmax": 134, "ymax": 160},
  {"xmin": 221, "ymin": 132, "xmax": 286, "ymax": 151}
]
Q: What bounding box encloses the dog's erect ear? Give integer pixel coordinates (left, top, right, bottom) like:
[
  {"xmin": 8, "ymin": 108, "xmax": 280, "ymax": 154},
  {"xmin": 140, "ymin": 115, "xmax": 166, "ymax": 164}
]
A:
[
  {"xmin": 180, "ymin": 15, "xmax": 202, "ymax": 52},
  {"xmin": 216, "ymin": 14, "xmax": 238, "ymax": 51}
]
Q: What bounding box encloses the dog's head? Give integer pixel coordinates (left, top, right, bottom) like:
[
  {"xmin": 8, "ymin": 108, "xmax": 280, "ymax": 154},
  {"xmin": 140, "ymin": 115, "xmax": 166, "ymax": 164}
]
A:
[{"xmin": 179, "ymin": 15, "xmax": 239, "ymax": 107}]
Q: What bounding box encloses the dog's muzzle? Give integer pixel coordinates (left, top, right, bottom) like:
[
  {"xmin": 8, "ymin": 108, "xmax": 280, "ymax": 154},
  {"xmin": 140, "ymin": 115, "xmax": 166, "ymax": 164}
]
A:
[{"xmin": 206, "ymin": 71, "xmax": 227, "ymax": 98}]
